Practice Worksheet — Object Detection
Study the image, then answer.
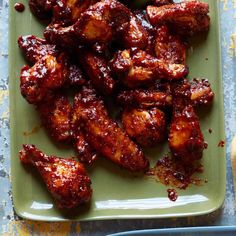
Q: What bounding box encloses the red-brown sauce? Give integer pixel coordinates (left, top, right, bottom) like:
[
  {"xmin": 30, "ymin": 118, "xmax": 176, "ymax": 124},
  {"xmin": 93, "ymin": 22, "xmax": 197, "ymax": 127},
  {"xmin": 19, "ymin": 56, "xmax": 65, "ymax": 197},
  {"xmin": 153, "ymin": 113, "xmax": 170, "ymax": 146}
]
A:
[
  {"xmin": 218, "ymin": 140, "xmax": 225, "ymax": 147},
  {"xmin": 146, "ymin": 155, "xmax": 204, "ymax": 189},
  {"xmin": 23, "ymin": 125, "xmax": 43, "ymax": 136},
  {"xmin": 14, "ymin": 3, "xmax": 25, "ymax": 12},
  {"xmin": 203, "ymin": 142, "xmax": 208, "ymax": 149},
  {"xmin": 167, "ymin": 189, "xmax": 178, "ymax": 201}
]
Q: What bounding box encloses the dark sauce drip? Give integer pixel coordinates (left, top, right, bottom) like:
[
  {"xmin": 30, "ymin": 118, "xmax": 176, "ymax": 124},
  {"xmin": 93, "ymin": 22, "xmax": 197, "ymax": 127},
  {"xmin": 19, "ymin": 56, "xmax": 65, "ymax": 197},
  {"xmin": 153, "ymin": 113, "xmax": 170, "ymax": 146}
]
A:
[
  {"xmin": 167, "ymin": 189, "xmax": 178, "ymax": 201},
  {"xmin": 203, "ymin": 142, "xmax": 208, "ymax": 149},
  {"xmin": 14, "ymin": 3, "xmax": 25, "ymax": 12},
  {"xmin": 218, "ymin": 140, "xmax": 225, "ymax": 147},
  {"xmin": 146, "ymin": 155, "xmax": 204, "ymax": 189}
]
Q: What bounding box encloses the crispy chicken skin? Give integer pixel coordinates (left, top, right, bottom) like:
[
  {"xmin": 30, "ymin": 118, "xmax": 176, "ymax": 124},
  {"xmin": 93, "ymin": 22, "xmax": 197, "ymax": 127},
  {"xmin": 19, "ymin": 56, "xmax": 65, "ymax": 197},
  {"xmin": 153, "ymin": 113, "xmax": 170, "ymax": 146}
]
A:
[
  {"xmin": 147, "ymin": 1, "xmax": 210, "ymax": 36},
  {"xmin": 79, "ymin": 51, "xmax": 116, "ymax": 95},
  {"xmin": 36, "ymin": 94, "xmax": 72, "ymax": 142},
  {"xmin": 117, "ymin": 89, "xmax": 172, "ymax": 108},
  {"xmin": 122, "ymin": 108, "xmax": 166, "ymax": 147},
  {"xmin": 168, "ymin": 80, "xmax": 204, "ymax": 162},
  {"xmin": 72, "ymin": 84, "xmax": 150, "ymax": 172},
  {"xmin": 19, "ymin": 144, "xmax": 92, "ymax": 209},
  {"xmin": 154, "ymin": 25, "xmax": 187, "ymax": 64},
  {"xmin": 45, "ymin": 0, "xmax": 148, "ymax": 49},
  {"xmin": 110, "ymin": 49, "xmax": 188, "ymax": 88},
  {"xmin": 190, "ymin": 78, "xmax": 214, "ymax": 106}
]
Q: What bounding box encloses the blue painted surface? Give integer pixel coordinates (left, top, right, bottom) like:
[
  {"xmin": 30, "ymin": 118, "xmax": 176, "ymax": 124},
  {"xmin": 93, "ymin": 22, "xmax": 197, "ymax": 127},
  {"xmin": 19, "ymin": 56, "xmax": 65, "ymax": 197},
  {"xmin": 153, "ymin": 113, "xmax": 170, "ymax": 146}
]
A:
[{"xmin": 1, "ymin": 0, "xmax": 236, "ymax": 235}]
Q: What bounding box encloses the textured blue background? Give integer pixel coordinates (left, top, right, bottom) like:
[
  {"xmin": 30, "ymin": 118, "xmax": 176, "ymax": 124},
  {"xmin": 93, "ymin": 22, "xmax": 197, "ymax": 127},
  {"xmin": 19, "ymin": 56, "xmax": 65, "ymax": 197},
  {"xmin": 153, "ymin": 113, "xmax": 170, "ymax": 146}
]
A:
[{"xmin": 1, "ymin": 0, "xmax": 236, "ymax": 234}]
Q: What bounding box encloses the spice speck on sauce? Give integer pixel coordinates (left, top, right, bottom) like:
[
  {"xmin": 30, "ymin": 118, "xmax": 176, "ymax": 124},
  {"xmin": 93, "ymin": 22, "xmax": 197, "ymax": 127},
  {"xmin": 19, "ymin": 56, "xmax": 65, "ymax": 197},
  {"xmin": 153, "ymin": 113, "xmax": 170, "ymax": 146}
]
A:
[
  {"xmin": 218, "ymin": 140, "xmax": 225, "ymax": 147},
  {"xmin": 167, "ymin": 189, "xmax": 178, "ymax": 201},
  {"xmin": 14, "ymin": 3, "xmax": 25, "ymax": 12},
  {"xmin": 208, "ymin": 128, "xmax": 212, "ymax": 134}
]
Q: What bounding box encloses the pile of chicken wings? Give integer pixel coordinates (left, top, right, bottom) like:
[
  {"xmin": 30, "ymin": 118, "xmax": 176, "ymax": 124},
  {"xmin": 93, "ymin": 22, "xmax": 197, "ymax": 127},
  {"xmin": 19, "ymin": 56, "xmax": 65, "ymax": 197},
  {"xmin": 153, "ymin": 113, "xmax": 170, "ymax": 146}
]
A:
[{"xmin": 18, "ymin": 0, "xmax": 214, "ymax": 209}]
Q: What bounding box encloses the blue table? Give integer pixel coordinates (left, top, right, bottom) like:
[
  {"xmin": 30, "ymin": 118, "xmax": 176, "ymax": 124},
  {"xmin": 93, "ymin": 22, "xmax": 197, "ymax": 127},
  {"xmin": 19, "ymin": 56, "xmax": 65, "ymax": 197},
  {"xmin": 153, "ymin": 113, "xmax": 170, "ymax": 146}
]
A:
[{"xmin": 1, "ymin": 0, "xmax": 236, "ymax": 235}]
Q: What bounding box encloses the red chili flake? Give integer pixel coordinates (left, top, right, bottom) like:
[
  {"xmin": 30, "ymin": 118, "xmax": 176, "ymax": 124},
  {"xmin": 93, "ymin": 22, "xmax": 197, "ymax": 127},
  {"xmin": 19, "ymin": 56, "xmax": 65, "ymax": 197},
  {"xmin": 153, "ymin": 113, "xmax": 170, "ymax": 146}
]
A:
[
  {"xmin": 14, "ymin": 3, "xmax": 25, "ymax": 12},
  {"xmin": 208, "ymin": 128, "xmax": 212, "ymax": 134},
  {"xmin": 218, "ymin": 140, "xmax": 225, "ymax": 147},
  {"xmin": 167, "ymin": 189, "xmax": 178, "ymax": 202}
]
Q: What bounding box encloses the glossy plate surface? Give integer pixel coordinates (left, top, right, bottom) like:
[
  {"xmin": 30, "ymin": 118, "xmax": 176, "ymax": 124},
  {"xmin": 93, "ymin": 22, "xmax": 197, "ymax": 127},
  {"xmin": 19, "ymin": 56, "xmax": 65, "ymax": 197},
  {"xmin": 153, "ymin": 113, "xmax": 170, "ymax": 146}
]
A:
[{"xmin": 9, "ymin": 0, "xmax": 226, "ymax": 221}]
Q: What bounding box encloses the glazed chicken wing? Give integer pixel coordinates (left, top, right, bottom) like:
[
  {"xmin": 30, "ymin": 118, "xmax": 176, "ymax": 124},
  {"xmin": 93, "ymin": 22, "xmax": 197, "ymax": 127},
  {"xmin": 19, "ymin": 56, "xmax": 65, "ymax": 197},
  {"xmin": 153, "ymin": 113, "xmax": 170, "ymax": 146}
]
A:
[
  {"xmin": 18, "ymin": 35, "xmax": 86, "ymax": 104},
  {"xmin": 147, "ymin": 1, "xmax": 210, "ymax": 36},
  {"xmin": 20, "ymin": 144, "xmax": 92, "ymax": 209},
  {"xmin": 168, "ymin": 80, "xmax": 204, "ymax": 162},
  {"xmin": 117, "ymin": 78, "xmax": 214, "ymax": 108},
  {"xmin": 29, "ymin": 0, "xmax": 55, "ymax": 19},
  {"xmin": 79, "ymin": 51, "xmax": 116, "ymax": 95},
  {"xmin": 36, "ymin": 93, "xmax": 72, "ymax": 142},
  {"xmin": 29, "ymin": 0, "xmax": 99, "ymax": 25},
  {"xmin": 122, "ymin": 107, "xmax": 166, "ymax": 147},
  {"xmin": 154, "ymin": 25, "xmax": 187, "ymax": 64},
  {"xmin": 20, "ymin": 53, "xmax": 68, "ymax": 104},
  {"xmin": 18, "ymin": 35, "xmax": 58, "ymax": 63},
  {"xmin": 45, "ymin": 0, "xmax": 148, "ymax": 49},
  {"xmin": 72, "ymin": 84, "xmax": 149, "ymax": 172},
  {"xmin": 190, "ymin": 78, "xmax": 214, "ymax": 106},
  {"xmin": 110, "ymin": 49, "xmax": 188, "ymax": 88},
  {"xmin": 117, "ymin": 89, "xmax": 172, "ymax": 108}
]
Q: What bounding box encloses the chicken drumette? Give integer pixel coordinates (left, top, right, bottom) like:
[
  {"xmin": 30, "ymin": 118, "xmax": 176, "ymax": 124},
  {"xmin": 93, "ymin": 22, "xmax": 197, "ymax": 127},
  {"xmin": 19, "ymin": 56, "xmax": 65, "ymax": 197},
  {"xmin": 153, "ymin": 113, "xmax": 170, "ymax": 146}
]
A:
[
  {"xmin": 44, "ymin": 0, "xmax": 148, "ymax": 50},
  {"xmin": 168, "ymin": 80, "xmax": 205, "ymax": 162},
  {"xmin": 110, "ymin": 49, "xmax": 188, "ymax": 88},
  {"xmin": 18, "ymin": 35, "xmax": 86, "ymax": 104},
  {"xmin": 29, "ymin": 0, "xmax": 99, "ymax": 25},
  {"xmin": 122, "ymin": 107, "xmax": 166, "ymax": 147},
  {"xmin": 19, "ymin": 144, "xmax": 92, "ymax": 209},
  {"xmin": 147, "ymin": 1, "xmax": 210, "ymax": 36}
]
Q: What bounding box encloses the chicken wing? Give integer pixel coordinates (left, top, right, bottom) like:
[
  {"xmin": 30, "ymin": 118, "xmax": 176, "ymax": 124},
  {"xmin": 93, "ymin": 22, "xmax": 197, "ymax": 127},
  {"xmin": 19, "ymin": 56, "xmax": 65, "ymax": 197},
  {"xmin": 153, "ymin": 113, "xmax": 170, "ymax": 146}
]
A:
[
  {"xmin": 154, "ymin": 25, "xmax": 187, "ymax": 64},
  {"xmin": 18, "ymin": 35, "xmax": 58, "ymax": 63},
  {"xmin": 36, "ymin": 93, "xmax": 72, "ymax": 142},
  {"xmin": 168, "ymin": 80, "xmax": 204, "ymax": 162},
  {"xmin": 72, "ymin": 84, "xmax": 149, "ymax": 172},
  {"xmin": 18, "ymin": 35, "xmax": 86, "ymax": 104},
  {"xmin": 19, "ymin": 144, "xmax": 92, "ymax": 209},
  {"xmin": 117, "ymin": 89, "xmax": 172, "ymax": 108},
  {"xmin": 20, "ymin": 53, "xmax": 68, "ymax": 104},
  {"xmin": 79, "ymin": 51, "xmax": 116, "ymax": 95},
  {"xmin": 122, "ymin": 107, "xmax": 166, "ymax": 147},
  {"xmin": 29, "ymin": 0, "xmax": 55, "ymax": 19},
  {"xmin": 147, "ymin": 1, "xmax": 210, "ymax": 36},
  {"xmin": 29, "ymin": 0, "xmax": 99, "ymax": 24},
  {"xmin": 110, "ymin": 49, "xmax": 188, "ymax": 88},
  {"xmin": 190, "ymin": 78, "xmax": 214, "ymax": 106},
  {"xmin": 45, "ymin": 0, "xmax": 148, "ymax": 49}
]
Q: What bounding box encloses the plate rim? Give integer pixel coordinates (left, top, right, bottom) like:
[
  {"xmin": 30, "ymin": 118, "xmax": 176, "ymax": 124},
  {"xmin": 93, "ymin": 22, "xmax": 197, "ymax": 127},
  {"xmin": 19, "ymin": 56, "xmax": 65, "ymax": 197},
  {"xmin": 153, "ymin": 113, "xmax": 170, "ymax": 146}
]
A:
[{"xmin": 9, "ymin": 0, "xmax": 226, "ymax": 222}]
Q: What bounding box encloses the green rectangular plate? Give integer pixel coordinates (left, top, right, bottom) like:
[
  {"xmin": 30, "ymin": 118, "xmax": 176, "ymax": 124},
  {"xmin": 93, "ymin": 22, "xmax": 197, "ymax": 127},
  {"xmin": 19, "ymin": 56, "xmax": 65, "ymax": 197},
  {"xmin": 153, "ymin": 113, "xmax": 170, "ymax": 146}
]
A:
[{"xmin": 9, "ymin": 0, "xmax": 226, "ymax": 221}]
